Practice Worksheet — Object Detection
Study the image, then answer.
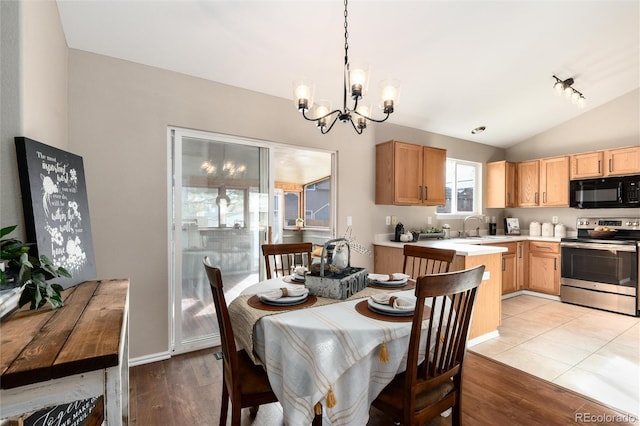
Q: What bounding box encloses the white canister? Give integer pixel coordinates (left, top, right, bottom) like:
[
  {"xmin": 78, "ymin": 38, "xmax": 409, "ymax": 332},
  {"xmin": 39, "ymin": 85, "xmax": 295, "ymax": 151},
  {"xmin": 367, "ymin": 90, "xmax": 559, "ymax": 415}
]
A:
[
  {"xmin": 554, "ymin": 223, "xmax": 566, "ymax": 238},
  {"xmin": 529, "ymin": 221, "xmax": 541, "ymax": 237},
  {"xmin": 541, "ymin": 222, "xmax": 554, "ymax": 237}
]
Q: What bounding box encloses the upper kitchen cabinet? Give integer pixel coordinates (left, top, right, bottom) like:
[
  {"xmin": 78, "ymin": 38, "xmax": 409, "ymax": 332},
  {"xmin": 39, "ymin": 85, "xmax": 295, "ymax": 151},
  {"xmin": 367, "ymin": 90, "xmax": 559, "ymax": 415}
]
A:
[
  {"xmin": 516, "ymin": 160, "xmax": 539, "ymax": 207},
  {"xmin": 375, "ymin": 140, "xmax": 446, "ymax": 205},
  {"xmin": 607, "ymin": 146, "xmax": 640, "ymax": 176},
  {"xmin": 486, "ymin": 160, "xmax": 517, "ymax": 208},
  {"xmin": 539, "ymin": 155, "xmax": 569, "ymax": 206},
  {"xmin": 517, "ymin": 157, "xmax": 569, "ymax": 207},
  {"xmin": 570, "ymin": 146, "xmax": 640, "ymax": 179}
]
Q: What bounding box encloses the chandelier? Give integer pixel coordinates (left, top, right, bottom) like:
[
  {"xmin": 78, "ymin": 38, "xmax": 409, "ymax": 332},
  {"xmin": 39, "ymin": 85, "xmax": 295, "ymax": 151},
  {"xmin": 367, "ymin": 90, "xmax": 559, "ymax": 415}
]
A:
[
  {"xmin": 293, "ymin": 0, "xmax": 400, "ymax": 134},
  {"xmin": 553, "ymin": 75, "xmax": 586, "ymax": 109}
]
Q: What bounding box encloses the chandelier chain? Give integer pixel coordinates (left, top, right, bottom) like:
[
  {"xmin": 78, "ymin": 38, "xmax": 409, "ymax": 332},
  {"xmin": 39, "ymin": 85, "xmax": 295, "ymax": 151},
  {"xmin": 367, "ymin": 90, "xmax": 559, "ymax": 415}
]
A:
[{"xmin": 344, "ymin": 0, "xmax": 349, "ymax": 54}]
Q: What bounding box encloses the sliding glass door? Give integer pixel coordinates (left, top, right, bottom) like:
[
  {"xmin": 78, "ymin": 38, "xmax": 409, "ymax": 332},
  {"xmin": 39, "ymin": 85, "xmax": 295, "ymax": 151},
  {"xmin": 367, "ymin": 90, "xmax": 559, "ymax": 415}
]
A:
[{"xmin": 170, "ymin": 129, "xmax": 269, "ymax": 354}]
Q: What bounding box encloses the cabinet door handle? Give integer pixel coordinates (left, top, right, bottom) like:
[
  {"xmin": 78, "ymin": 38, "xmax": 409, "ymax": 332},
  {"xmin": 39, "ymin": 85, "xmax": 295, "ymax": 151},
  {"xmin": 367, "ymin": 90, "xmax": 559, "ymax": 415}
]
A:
[
  {"xmin": 424, "ymin": 186, "xmax": 428, "ymax": 201},
  {"xmin": 543, "ymin": 192, "xmax": 547, "ymax": 203},
  {"xmin": 518, "ymin": 245, "xmax": 522, "ymax": 258},
  {"xmin": 507, "ymin": 192, "xmax": 511, "ymax": 205},
  {"xmin": 534, "ymin": 192, "xmax": 538, "ymax": 204},
  {"xmin": 609, "ymin": 158, "xmax": 612, "ymax": 173},
  {"xmin": 418, "ymin": 186, "xmax": 423, "ymax": 200},
  {"xmin": 502, "ymin": 257, "xmax": 506, "ymax": 271},
  {"xmin": 554, "ymin": 258, "xmax": 557, "ymax": 270},
  {"xmin": 598, "ymin": 160, "xmax": 601, "ymax": 174}
]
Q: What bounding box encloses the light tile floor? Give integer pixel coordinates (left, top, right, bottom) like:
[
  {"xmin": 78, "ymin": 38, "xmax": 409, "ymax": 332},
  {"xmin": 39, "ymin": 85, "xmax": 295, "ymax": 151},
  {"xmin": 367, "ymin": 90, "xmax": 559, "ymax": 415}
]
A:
[{"xmin": 470, "ymin": 294, "xmax": 640, "ymax": 417}]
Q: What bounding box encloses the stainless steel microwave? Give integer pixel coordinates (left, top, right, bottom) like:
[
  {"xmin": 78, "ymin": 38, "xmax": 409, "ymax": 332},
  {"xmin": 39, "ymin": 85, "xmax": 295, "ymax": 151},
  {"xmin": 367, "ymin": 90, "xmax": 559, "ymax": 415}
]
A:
[{"xmin": 570, "ymin": 175, "xmax": 640, "ymax": 209}]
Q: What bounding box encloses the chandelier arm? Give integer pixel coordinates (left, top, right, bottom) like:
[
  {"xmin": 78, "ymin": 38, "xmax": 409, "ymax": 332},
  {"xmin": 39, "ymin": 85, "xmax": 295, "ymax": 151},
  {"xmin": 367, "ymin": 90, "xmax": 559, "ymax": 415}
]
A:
[
  {"xmin": 301, "ymin": 107, "xmax": 342, "ymax": 123},
  {"xmin": 348, "ymin": 117, "xmax": 364, "ymax": 135},
  {"xmin": 353, "ymin": 110, "xmax": 391, "ymax": 123},
  {"xmin": 320, "ymin": 114, "xmax": 342, "ymax": 134}
]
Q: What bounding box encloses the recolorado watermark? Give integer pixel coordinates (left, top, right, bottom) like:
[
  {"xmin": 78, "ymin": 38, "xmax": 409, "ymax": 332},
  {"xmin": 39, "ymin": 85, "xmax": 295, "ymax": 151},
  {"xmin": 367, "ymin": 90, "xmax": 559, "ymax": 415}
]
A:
[{"xmin": 575, "ymin": 412, "xmax": 638, "ymax": 423}]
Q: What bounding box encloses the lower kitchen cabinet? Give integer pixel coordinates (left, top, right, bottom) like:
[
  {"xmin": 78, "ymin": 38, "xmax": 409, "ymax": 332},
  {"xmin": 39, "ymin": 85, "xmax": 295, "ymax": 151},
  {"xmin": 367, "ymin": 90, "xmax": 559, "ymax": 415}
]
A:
[
  {"xmin": 486, "ymin": 241, "xmax": 527, "ymax": 295},
  {"xmin": 527, "ymin": 241, "xmax": 560, "ymax": 295}
]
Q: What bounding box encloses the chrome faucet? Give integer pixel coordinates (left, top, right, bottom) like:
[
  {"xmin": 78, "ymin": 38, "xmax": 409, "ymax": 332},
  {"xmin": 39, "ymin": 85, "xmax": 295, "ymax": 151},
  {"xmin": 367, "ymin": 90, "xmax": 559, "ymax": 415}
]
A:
[{"xmin": 462, "ymin": 215, "xmax": 485, "ymax": 237}]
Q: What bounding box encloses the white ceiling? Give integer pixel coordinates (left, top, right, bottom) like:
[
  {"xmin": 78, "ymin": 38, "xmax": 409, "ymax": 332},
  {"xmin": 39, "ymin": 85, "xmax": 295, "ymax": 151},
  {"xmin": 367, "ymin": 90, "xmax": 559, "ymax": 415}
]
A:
[{"xmin": 56, "ymin": 0, "xmax": 639, "ymax": 149}]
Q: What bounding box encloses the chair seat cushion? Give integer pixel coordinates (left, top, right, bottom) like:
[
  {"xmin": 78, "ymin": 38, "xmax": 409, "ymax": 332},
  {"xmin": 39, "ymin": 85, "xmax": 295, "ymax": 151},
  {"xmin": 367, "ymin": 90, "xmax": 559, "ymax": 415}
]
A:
[
  {"xmin": 375, "ymin": 372, "xmax": 455, "ymax": 414},
  {"xmin": 237, "ymin": 349, "xmax": 275, "ymax": 395}
]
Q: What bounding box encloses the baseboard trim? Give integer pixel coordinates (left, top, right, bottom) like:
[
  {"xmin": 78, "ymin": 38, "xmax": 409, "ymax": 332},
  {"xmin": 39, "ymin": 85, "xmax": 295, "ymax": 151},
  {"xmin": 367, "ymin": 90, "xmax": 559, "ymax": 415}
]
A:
[
  {"xmin": 468, "ymin": 330, "xmax": 499, "ymax": 347},
  {"xmin": 501, "ymin": 290, "xmax": 561, "ymax": 302},
  {"xmin": 129, "ymin": 351, "xmax": 172, "ymax": 367}
]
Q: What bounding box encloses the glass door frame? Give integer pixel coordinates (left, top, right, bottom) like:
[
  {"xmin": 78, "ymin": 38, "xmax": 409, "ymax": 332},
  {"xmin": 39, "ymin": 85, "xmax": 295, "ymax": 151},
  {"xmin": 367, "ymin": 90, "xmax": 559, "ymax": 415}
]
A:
[{"xmin": 168, "ymin": 127, "xmax": 337, "ymax": 355}]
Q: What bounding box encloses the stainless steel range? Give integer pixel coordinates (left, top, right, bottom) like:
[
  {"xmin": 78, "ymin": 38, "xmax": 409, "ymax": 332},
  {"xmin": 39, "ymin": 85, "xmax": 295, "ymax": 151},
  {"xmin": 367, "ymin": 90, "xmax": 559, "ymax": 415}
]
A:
[{"xmin": 561, "ymin": 216, "xmax": 639, "ymax": 317}]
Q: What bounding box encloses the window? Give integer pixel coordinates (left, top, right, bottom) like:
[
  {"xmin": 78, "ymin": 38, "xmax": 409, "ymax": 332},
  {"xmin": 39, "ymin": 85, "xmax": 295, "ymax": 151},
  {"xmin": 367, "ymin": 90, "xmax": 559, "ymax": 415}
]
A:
[
  {"xmin": 304, "ymin": 177, "xmax": 331, "ymax": 228},
  {"xmin": 437, "ymin": 158, "xmax": 482, "ymax": 215},
  {"xmin": 283, "ymin": 191, "xmax": 301, "ymax": 227}
]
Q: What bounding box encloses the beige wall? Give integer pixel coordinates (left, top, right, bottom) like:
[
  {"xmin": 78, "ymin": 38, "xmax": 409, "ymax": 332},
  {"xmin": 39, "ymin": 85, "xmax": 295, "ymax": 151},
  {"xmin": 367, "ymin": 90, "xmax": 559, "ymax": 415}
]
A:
[
  {"xmin": 503, "ymin": 89, "xmax": 640, "ymax": 234},
  {"xmin": 67, "ymin": 49, "xmax": 505, "ymax": 359},
  {"xmin": 1, "ymin": 0, "xmax": 67, "ymax": 238},
  {"xmin": 6, "ymin": 1, "xmax": 637, "ymax": 361},
  {"xmin": 506, "ymin": 89, "xmax": 639, "ymax": 162}
]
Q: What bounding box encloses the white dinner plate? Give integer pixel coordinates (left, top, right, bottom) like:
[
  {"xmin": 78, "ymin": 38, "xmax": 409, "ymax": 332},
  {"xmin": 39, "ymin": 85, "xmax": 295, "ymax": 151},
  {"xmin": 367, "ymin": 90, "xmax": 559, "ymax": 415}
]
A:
[
  {"xmin": 259, "ymin": 292, "xmax": 309, "ymax": 306},
  {"xmin": 370, "ymin": 277, "xmax": 408, "ymax": 287},
  {"xmin": 367, "ymin": 298, "xmax": 415, "ymax": 316}
]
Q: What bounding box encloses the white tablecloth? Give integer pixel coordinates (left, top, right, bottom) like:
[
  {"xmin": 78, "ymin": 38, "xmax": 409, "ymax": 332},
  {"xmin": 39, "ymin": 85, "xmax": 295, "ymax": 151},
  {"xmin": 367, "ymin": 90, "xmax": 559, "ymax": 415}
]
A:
[{"xmin": 235, "ymin": 279, "xmax": 437, "ymax": 426}]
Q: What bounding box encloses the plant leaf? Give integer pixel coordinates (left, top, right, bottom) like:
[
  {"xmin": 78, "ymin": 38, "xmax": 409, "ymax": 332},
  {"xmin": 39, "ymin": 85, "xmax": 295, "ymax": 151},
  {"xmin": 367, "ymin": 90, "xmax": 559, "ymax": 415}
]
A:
[{"xmin": 0, "ymin": 225, "xmax": 17, "ymax": 239}]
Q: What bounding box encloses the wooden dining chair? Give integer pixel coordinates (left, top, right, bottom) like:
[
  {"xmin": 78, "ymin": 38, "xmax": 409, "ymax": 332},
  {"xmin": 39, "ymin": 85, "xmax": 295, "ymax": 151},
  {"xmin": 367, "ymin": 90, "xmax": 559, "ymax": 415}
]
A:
[
  {"xmin": 202, "ymin": 257, "xmax": 278, "ymax": 426},
  {"xmin": 261, "ymin": 242, "xmax": 313, "ymax": 279},
  {"xmin": 371, "ymin": 264, "xmax": 486, "ymax": 426},
  {"xmin": 403, "ymin": 245, "xmax": 457, "ymax": 279}
]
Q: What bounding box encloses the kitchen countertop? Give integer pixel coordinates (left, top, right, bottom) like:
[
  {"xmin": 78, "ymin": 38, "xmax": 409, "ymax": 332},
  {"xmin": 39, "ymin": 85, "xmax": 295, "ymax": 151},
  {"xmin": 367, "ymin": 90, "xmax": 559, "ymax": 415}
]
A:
[{"xmin": 373, "ymin": 234, "xmax": 563, "ymax": 256}]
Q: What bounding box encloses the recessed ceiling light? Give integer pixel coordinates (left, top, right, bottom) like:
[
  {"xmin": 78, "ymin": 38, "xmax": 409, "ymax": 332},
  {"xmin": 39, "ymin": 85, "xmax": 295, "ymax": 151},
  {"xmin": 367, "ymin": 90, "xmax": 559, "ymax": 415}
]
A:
[{"xmin": 471, "ymin": 126, "xmax": 486, "ymax": 134}]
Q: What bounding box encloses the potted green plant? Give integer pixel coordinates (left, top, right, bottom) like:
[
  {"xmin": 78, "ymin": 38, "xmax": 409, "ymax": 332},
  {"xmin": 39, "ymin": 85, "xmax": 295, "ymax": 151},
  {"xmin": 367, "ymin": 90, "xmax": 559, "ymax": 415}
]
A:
[{"xmin": 0, "ymin": 225, "xmax": 70, "ymax": 310}]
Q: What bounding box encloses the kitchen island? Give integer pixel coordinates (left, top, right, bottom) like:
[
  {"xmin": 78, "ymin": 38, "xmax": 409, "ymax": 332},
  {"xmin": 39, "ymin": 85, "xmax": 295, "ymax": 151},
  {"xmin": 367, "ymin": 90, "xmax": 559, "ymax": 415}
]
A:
[{"xmin": 373, "ymin": 237, "xmax": 508, "ymax": 342}]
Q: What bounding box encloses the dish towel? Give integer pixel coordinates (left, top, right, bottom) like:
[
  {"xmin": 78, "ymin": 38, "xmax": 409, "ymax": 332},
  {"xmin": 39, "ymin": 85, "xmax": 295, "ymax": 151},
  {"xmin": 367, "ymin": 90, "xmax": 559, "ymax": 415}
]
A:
[
  {"xmin": 368, "ymin": 272, "xmax": 410, "ymax": 282},
  {"xmin": 370, "ymin": 293, "xmax": 415, "ymax": 311},
  {"xmin": 258, "ymin": 287, "xmax": 309, "ymax": 301}
]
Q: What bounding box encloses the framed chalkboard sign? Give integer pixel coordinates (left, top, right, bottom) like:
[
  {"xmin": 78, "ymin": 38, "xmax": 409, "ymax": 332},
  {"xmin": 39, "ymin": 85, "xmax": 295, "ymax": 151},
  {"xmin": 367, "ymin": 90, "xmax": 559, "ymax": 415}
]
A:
[{"xmin": 15, "ymin": 137, "xmax": 96, "ymax": 288}]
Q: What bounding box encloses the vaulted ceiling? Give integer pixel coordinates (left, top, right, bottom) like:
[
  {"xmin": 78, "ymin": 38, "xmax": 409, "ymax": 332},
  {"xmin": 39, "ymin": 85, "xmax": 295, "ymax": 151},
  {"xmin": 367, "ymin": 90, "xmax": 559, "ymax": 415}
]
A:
[{"xmin": 57, "ymin": 1, "xmax": 639, "ymax": 148}]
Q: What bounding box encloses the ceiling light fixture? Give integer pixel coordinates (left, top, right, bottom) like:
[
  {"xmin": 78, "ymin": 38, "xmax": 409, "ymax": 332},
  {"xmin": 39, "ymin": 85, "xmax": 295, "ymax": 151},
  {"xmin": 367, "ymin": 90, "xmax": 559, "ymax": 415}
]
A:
[
  {"xmin": 293, "ymin": 0, "xmax": 400, "ymax": 134},
  {"xmin": 552, "ymin": 75, "xmax": 586, "ymax": 109},
  {"xmin": 471, "ymin": 126, "xmax": 486, "ymax": 135}
]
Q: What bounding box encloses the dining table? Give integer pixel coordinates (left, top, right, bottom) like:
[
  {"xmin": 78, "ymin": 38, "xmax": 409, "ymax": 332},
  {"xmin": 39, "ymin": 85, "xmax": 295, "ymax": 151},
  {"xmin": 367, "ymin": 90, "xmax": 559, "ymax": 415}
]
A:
[{"xmin": 228, "ymin": 275, "xmax": 444, "ymax": 426}]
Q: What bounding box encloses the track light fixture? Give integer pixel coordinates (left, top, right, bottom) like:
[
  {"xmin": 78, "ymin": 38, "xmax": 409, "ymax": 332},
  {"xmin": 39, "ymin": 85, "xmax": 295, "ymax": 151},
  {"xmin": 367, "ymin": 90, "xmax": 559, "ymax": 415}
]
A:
[
  {"xmin": 293, "ymin": 0, "xmax": 400, "ymax": 134},
  {"xmin": 553, "ymin": 75, "xmax": 586, "ymax": 109}
]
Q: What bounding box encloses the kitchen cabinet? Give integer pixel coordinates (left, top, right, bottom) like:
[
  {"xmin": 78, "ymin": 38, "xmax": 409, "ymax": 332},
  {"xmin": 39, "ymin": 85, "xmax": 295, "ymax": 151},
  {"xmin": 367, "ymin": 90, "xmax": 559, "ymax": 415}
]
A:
[
  {"xmin": 517, "ymin": 156, "xmax": 569, "ymax": 207},
  {"xmin": 517, "ymin": 160, "xmax": 539, "ymax": 207},
  {"xmin": 527, "ymin": 241, "xmax": 560, "ymax": 295},
  {"xmin": 570, "ymin": 146, "xmax": 640, "ymax": 179},
  {"xmin": 539, "ymin": 156, "xmax": 569, "ymax": 206},
  {"xmin": 486, "ymin": 161, "xmax": 517, "ymax": 208},
  {"xmin": 373, "ymin": 244, "xmax": 502, "ymax": 340},
  {"xmin": 570, "ymin": 151, "xmax": 604, "ymax": 179},
  {"xmin": 485, "ymin": 241, "xmax": 526, "ymax": 295},
  {"xmin": 607, "ymin": 146, "xmax": 640, "ymax": 176},
  {"xmin": 375, "ymin": 140, "xmax": 446, "ymax": 205}
]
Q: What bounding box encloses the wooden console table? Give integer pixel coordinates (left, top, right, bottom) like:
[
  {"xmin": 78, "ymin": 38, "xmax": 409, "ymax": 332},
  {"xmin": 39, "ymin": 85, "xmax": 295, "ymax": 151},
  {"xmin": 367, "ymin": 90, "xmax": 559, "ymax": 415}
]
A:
[{"xmin": 0, "ymin": 279, "xmax": 129, "ymax": 425}]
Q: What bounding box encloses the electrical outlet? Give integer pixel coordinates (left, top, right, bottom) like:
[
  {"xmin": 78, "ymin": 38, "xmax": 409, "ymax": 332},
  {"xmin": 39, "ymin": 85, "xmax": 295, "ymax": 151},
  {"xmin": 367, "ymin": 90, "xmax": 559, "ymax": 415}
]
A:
[
  {"xmin": 391, "ymin": 215, "xmax": 398, "ymax": 226},
  {"xmin": 385, "ymin": 216, "xmax": 391, "ymax": 226},
  {"xmin": 552, "ymin": 216, "xmax": 558, "ymax": 224},
  {"xmin": 347, "ymin": 216, "xmax": 352, "ymax": 226},
  {"xmin": 427, "ymin": 216, "xmax": 432, "ymax": 225}
]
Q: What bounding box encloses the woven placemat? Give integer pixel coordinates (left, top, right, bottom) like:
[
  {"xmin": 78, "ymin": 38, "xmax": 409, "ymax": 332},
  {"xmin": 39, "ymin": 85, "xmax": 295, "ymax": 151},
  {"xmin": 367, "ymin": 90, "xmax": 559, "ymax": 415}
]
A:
[
  {"xmin": 247, "ymin": 294, "xmax": 318, "ymax": 311},
  {"xmin": 367, "ymin": 280, "xmax": 416, "ymax": 291},
  {"xmin": 354, "ymin": 299, "xmax": 430, "ymax": 323}
]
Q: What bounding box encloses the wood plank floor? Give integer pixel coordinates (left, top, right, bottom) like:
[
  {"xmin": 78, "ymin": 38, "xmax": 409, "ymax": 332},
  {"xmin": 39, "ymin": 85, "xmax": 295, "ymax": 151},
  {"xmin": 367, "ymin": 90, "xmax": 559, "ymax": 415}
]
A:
[{"xmin": 129, "ymin": 348, "xmax": 639, "ymax": 425}]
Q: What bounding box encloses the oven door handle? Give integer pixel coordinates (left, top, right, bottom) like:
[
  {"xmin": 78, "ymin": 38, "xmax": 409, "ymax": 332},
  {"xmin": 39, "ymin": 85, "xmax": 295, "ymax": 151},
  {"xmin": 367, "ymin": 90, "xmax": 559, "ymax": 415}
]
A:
[{"xmin": 560, "ymin": 242, "xmax": 637, "ymax": 252}]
